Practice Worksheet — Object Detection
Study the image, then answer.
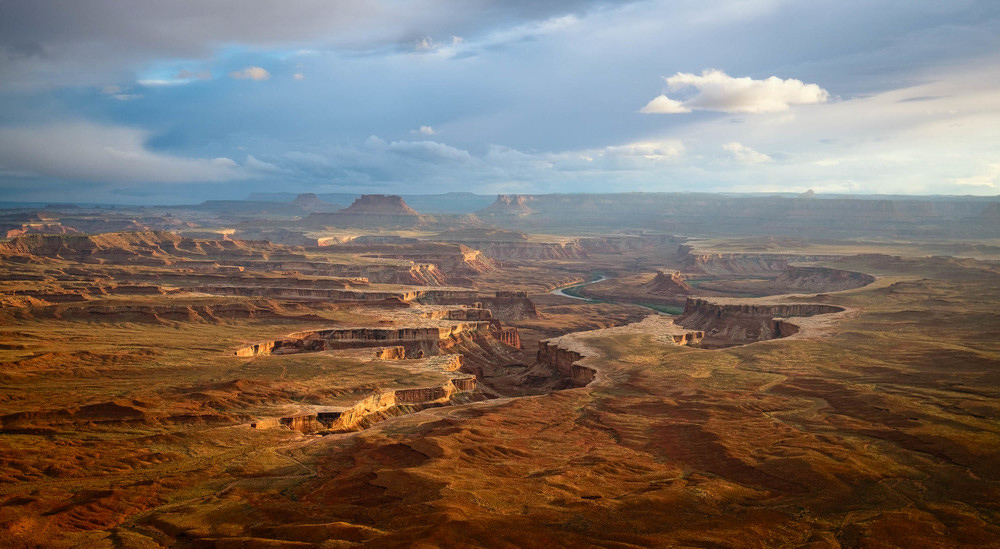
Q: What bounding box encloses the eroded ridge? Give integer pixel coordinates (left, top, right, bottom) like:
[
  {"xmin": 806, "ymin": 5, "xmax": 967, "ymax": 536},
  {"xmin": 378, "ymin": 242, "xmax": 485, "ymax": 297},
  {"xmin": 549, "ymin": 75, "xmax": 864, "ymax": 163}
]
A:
[
  {"xmin": 529, "ymin": 296, "xmax": 852, "ymax": 389},
  {"xmin": 238, "ymin": 305, "xmax": 523, "ymax": 433},
  {"xmin": 250, "ymin": 354, "xmax": 481, "ymax": 433},
  {"xmin": 531, "ymin": 315, "xmax": 705, "ymax": 388},
  {"xmin": 234, "ymin": 306, "xmax": 521, "ymax": 359},
  {"xmin": 678, "ymin": 297, "xmax": 847, "ymax": 348}
]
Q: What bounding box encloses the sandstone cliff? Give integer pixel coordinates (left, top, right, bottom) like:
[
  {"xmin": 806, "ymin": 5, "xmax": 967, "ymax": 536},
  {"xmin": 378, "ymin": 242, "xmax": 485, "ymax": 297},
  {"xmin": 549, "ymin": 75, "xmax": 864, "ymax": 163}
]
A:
[
  {"xmin": 0, "ymin": 231, "xmax": 282, "ymax": 265},
  {"xmin": 678, "ymin": 298, "xmax": 845, "ymax": 347}
]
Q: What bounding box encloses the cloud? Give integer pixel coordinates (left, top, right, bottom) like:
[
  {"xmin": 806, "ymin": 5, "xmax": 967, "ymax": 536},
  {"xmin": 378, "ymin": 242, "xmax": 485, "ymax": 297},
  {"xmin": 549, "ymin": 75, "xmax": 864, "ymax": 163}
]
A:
[
  {"xmin": 0, "ymin": 0, "xmax": 608, "ymax": 91},
  {"xmin": 229, "ymin": 66, "xmax": 271, "ymax": 80},
  {"xmin": 276, "ymin": 134, "xmax": 688, "ymax": 193},
  {"xmin": 100, "ymin": 84, "xmax": 142, "ymax": 101},
  {"xmin": 0, "ymin": 122, "xmax": 252, "ymax": 183},
  {"xmin": 415, "ymin": 37, "xmax": 437, "ymax": 51},
  {"xmin": 418, "ymin": 125, "xmax": 436, "ymax": 135},
  {"xmin": 723, "ymin": 142, "xmax": 771, "ymax": 164},
  {"xmin": 640, "ymin": 95, "xmax": 691, "ymax": 114},
  {"xmin": 293, "ymin": 73, "xmax": 305, "ymax": 80},
  {"xmin": 137, "ymin": 79, "xmax": 188, "ymax": 87},
  {"xmin": 643, "ymin": 69, "xmax": 830, "ymax": 114},
  {"xmin": 952, "ymin": 163, "xmax": 1000, "ymax": 188},
  {"xmin": 383, "ymin": 139, "xmax": 473, "ymax": 163},
  {"xmin": 602, "ymin": 140, "xmax": 685, "ymax": 161},
  {"xmin": 245, "ymin": 154, "xmax": 284, "ymax": 174}
]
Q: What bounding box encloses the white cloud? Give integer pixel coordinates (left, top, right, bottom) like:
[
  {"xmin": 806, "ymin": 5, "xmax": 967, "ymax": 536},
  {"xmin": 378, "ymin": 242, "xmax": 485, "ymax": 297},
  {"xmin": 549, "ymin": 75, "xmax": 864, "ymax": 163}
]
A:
[
  {"xmin": 293, "ymin": 73, "xmax": 305, "ymax": 80},
  {"xmin": 603, "ymin": 140, "xmax": 685, "ymax": 161},
  {"xmin": 0, "ymin": 122, "xmax": 253, "ymax": 183},
  {"xmin": 643, "ymin": 69, "xmax": 830, "ymax": 114},
  {"xmin": 640, "ymin": 95, "xmax": 691, "ymax": 114},
  {"xmin": 723, "ymin": 142, "xmax": 771, "ymax": 164},
  {"xmin": 418, "ymin": 125, "xmax": 436, "ymax": 135},
  {"xmin": 953, "ymin": 163, "xmax": 1000, "ymax": 188},
  {"xmin": 229, "ymin": 66, "xmax": 271, "ymax": 80}
]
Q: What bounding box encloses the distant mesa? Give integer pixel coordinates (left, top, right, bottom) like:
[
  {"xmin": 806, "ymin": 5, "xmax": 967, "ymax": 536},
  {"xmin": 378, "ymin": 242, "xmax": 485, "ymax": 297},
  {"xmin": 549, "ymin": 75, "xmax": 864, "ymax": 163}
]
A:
[
  {"xmin": 299, "ymin": 194, "xmax": 424, "ymax": 230},
  {"xmin": 290, "ymin": 193, "xmax": 339, "ymax": 212},
  {"xmin": 798, "ymin": 189, "xmax": 816, "ymax": 198},
  {"xmin": 340, "ymin": 194, "xmax": 419, "ymax": 216},
  {"xmin": 480, "ymin": 194, "xmax": 534, "ymax": 215}
]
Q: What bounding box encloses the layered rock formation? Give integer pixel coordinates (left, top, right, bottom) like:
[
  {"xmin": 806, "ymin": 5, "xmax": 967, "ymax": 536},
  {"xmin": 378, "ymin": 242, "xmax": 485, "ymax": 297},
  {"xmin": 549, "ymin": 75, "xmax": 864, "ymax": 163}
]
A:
[
  {"xmin": 344, "ymin": 242, "xmax": 497, "ymax": 283},
  {"xmin": 235, "ymin": 323, "xmax": 492, "ymax": 358},
  {"xmin": 235, "ymin": 311, "xmax": 522, "ymax": 358},
  {"xmin": 472, "ymin": 240, "xmax": 587, "ymax": 260},
  {"xmin": 340, "ymin": 194, "xmax": 419, "ymax": 216},
  {"xmin": 0, "ymin": 231, "xmax": 282, "ymax": 265},
  {"xmin": 480, "ymin": 194, "xmax": 534, "ymax": 215},
  {"xmin": 769, "ymin": 266, "xmax": 875, "ymax": 293},
  {"xmin": 530, "ymin": 315, "xmax": 705, "ymax": 389},
  {"xmin": 679, "ymin": 245, "xmax": 843, "ymax": 276},
  {"xmin": 328, "ymin": 376, "xmax": 480, "ymax": 431},
  {"xmin": 678, "ymin": 298, "xmax": 845, "ymax": 347},
  {"xmin": 535, "ymin": 341, "xmax": 594, "ymax": 387},
  {"xmin": 250, "ymin": 368, "xmax": 480, "ymax": 433},
  {"xmin": 642, "ymin": 270, "xmax": 694, "ymax": 295},
  {"xmin": 418, "ymin": 291, "xmax": 538, "ymax": 321},
  {"xmin": 300, "ymin": 195, "xmax": 427, "ymax": 229}
]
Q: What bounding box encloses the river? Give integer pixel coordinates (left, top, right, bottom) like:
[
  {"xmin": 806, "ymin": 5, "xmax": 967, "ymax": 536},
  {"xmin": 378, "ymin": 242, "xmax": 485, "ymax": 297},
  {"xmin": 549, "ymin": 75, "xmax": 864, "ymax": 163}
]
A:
[
  {"xmin": 549, "ymin": 275, "xmax": 607, "ymax": 301},
  {"xmin": 550, "ymin": 274, "xmax": 683, "ymax": 315}
]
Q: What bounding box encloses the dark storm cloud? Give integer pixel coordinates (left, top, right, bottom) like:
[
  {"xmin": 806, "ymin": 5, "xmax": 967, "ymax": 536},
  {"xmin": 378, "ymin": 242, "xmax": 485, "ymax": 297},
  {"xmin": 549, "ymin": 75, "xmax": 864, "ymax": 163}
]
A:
[{"xmin": 0, "ymin": 0, "xmax": 607, "ymax": 89}]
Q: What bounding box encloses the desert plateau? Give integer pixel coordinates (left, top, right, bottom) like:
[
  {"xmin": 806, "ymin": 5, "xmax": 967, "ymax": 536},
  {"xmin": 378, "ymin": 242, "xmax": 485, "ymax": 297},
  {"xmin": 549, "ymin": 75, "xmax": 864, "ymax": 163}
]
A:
[
  {"xmin": 3, "ymin": 2, "xmax": 1000, "ymax": 547},
  {"xmin": 0, "ymin": 192, "xmax": 998, "ymax": 547}
]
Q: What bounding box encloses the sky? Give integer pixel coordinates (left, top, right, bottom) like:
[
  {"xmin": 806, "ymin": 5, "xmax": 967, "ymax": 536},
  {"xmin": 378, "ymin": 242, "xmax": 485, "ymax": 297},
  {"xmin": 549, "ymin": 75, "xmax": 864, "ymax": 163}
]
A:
[{"xmin": 1, "ymin": 0, "xmax": 999, "ymax": 204}]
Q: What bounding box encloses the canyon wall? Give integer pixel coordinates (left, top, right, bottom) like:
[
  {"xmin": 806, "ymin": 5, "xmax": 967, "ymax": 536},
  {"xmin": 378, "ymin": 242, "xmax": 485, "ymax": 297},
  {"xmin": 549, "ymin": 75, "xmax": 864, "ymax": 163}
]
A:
[
  {"xmin": 252, "ymin": 376, "xmax": 480, "ymax": 433},
  {"xmin": 419, "ymin": 291, "xmax": 537, "ymax": 321},
  {"xmin": 535, "ymin": 341, "xmax": 593, "ymax": 387},
  {"xmin": 770, "ymin": 266, "xmax": 876, "ymax": 292},
  {"xmin": 678, "ymin": 298, "xmax": 844, "ymax": 347},
  {"xmin": 679, "ymin": 245, "xmax": 843, "ymax": 275},
  {"xmin": 234, "ymin": 322, "xmax": 494, "ymax": 358}
]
